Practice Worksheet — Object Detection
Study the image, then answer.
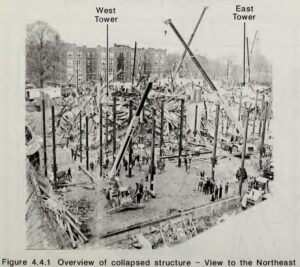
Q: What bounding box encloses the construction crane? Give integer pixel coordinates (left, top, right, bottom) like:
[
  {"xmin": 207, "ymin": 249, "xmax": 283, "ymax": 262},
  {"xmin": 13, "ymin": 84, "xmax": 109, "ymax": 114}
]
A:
[
  {"xmin": 108, "ymin": 80, "xmax": 153, "ymax": 181},
  {"xmin": 104, "ymin": 80, "xmax": 153, "ymax": 213},
  {"xmin": 164, "ymin": 19, "xmax": 243, "ymax": 135}
]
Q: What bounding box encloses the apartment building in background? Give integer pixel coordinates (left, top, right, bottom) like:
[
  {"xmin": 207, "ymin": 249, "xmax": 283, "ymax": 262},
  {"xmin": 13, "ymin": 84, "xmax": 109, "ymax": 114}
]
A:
[{"xmin": 61, "ymin": 42, "xmax": 167, "ymax": 84}]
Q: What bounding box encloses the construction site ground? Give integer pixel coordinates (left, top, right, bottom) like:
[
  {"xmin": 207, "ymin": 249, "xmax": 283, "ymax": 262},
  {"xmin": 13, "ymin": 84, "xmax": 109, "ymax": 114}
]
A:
[{"xmin": 52, "ymin": 145, "xmax": 258, "ymax": 245}]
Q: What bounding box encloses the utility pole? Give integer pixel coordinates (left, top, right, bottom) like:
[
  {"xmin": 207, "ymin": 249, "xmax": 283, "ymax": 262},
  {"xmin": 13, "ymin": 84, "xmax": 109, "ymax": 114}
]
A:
[
  {"xmin": 259, "ymin": 102, "xmax": 268, "ymax": 170},
  {"xmin": 51, "ymin": 106, "xmax": 57, "ymax": 188},
  {"xmin": 258, "ymin": 94, "xmax": 265, "ymax": 136},
  {"xmin": 42, "ymin": 99, "xmax": 47, "ymax": 177},
  {"xmin": 173, "ymin": 7, "xmax": 208, "ymax": 78},
  {"xmin": 86, "ymin": 116, "xmax": 89, "ymax": 170},
  {"xmin": 243, "ymin": 22, "xmax": 246, "ymax": 86},
  {"xmin": 112, "ymin": 97, "xmax": 117, "ymax": 163},
  {"xmin": 128, "ymin": 100, "xmax": 133, "ymax": 178},
  {"xmin": 106, "ymin": 24, "xmax": 109, "ymax": 97},
  {"xmin": 79, "ymin": 111, "xmax": 82, "ymax": 163},
  {"xmin": 252, "ymin": 90, "xmax": 258, "ymax": 134},
  {"xmin": 99, "ymin": 103, "xmax": 103, "ymax": 177},
  {"xmin": 160, "ymin": 99, "xmax": 164, "ymax": 157},
  {"xmin": 193, "ymin": 104, "xmax": 198, "ymax": 136},
  {"xmin": 150, "ymin": 108, "xmax": 156, "ymax": 191},
  {"xmin": 211, "ymin": 103, "xmax": 220, "ymax": 181},
  {"xmin": 239, "ymin": 108, "xmax": 249, "ymax": 196},
  {"xmin": 132, "ymin": 42, "xmax": 137, "ymax": 84},
  {"xmin": 178, "ymin": 99, "xmax": 184, "ymax": 167}
]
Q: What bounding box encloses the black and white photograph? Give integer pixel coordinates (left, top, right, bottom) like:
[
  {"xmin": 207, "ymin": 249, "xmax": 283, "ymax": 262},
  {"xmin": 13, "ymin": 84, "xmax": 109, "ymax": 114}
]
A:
[
  {"xmin": 24, "ymin": 1, "xmax": 274, "ymax": 250},
  {"xmin": 1, "ymin": 0, "xmax": 299, "ymax": 262}
]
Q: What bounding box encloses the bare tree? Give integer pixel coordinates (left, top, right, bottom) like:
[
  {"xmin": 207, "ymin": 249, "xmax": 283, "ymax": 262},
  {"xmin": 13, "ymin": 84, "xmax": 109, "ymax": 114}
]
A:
[{"xmin": 26, "ymin": 21, "xmax": 62, "ymax": 88}]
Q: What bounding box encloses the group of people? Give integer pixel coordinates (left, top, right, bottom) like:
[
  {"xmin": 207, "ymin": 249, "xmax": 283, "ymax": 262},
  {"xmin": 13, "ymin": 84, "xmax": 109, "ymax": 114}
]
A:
[{"xmin": 197, "ymin": 171, "xmax": 229, "ymax": 202}]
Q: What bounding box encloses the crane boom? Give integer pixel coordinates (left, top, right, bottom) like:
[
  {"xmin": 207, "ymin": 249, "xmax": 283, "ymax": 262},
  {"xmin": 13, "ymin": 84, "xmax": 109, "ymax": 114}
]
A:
[
  {"xmin": 164, "ymin": 19, "xmax": 243, "ymax": 134},
  {"xmin": 173, "ymin": 6, "xmax": 208, "ymax": 79},
  {"xmin": 108, "ymin": 80, "xmax": 153, "ymax": 180}
]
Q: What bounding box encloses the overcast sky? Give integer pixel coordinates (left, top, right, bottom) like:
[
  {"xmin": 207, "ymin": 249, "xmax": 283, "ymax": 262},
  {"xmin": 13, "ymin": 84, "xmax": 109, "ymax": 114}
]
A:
[{"xmin": 10, "ymin": 0, "xmax": 294, "ymax": 64}]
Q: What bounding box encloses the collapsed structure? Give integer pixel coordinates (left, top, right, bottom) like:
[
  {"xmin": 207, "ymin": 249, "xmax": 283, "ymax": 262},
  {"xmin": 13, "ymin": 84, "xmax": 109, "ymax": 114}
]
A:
[{"xmin": 25, "ymin": 8, "xmax": 273, "ymax": 249}]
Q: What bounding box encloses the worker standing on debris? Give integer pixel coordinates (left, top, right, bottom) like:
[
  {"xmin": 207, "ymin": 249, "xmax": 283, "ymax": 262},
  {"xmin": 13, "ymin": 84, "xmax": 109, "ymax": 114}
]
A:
[
  {"xmin": 67, "ymin": 168, "xmax": 72, "ymax": 181},
  {"xmin": 71, "ymin": 148, "xmax": 74, "ymax": 160},
  {"xmin": 219, "ymin": 183, "xmax": 223, "ymax": 199},
  {"xmin": 184, "ymin": 157, "xmax": 188, "ymax": 172},
  {"xmin": 123, "ymin": 158, "xmax": 128, "ymax": 171},
  {"xmin": 225, "ymin": 182, "xmax": 229, "ymax": 194},
  {"xmin": 215, "ymin": 185, "xmax": 219, "ymax": 200}
]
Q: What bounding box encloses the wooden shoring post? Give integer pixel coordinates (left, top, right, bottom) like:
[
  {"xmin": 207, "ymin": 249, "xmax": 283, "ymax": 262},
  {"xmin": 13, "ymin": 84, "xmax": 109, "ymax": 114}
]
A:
[
  {"xmin": 150, "ymin": 108, "xmax": 156, "ymax": 191},
  {"xmin": 86, "ymin": 116, "xmax": 89, "ymax": 170},
  {"xmin": 51, "ymin": 106, "xmax": 57, "ymax": 188},
  {"xmin": 211, "ymin": 103, "xmax": 220, "ymax": 181},
  {"xmin": 178, "ymin": 99, "xmax": 184, "ymax": 167},
  {"xmin": 99, "ymin": 103, "xmax": 103, "ymax": 177},
  {"xmin": 42, "ymin": 99, "xmax": 47, "ymax": 177}
]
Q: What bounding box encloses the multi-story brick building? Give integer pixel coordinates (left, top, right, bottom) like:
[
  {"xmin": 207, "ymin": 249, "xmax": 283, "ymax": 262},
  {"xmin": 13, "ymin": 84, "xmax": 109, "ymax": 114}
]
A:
[
  {"xmin": 86, "ymin": 48, "xmax": 98, "ymax": 81},
  {"xmin": 61, "ymin": 43, "xmax": 167, "ymax": 84},
  {"xmin": 61, "ymin": 43, "xmax": 87, "ymax": 85}
]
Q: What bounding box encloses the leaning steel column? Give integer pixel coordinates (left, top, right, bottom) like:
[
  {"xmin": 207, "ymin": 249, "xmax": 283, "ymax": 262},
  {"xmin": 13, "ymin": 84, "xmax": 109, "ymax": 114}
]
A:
[
  {"xmin": 51, "ymin": 106, "xmax": 57, "ymax": 188},
  {"xmin": 42, "ymin": 99, "xmax": 47, "ymax": 177},
  {"xmin": 150, "ymin": 108, "xmax": 156, "ymax": 191},
  {"xmin": 86, "ymin": 116, "xmax": 89, "ymax": 170},
  {"xmin": 211, "ymin": 103, "xmax": 220, "ymax": 181},
  {"xmin": 178, "ymin": 99, "xmax": 184, "ymax": 167}
]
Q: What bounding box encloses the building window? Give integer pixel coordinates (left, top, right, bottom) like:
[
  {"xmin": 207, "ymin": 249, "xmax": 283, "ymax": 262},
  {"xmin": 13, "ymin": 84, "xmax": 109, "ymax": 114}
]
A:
[
  {"xmin": 67, "ymin": 51, "xmax": 73, "ymax": 57},
  {"xmin": 77, "ymin": 52, "xmax": 82, "ymax": 58}
]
